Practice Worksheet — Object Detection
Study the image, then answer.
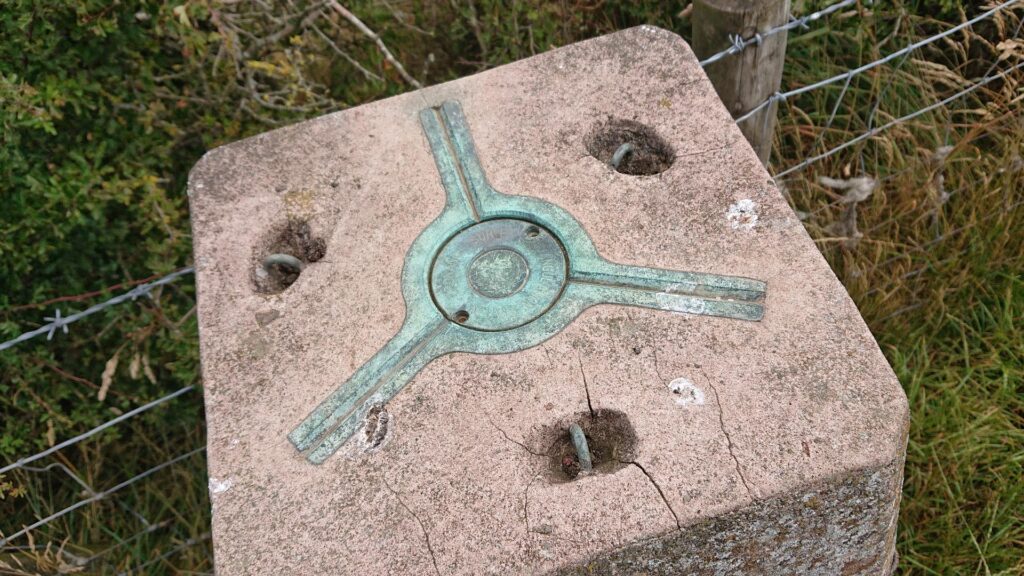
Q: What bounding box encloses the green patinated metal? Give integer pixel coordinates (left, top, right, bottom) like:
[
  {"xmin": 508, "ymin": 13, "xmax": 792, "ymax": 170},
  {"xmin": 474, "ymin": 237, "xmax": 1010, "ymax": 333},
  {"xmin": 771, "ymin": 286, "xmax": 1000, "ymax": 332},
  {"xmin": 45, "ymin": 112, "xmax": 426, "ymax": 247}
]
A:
[{"xmin": 289, "ymin": 101, "xmax": 767, "ymax": 463}]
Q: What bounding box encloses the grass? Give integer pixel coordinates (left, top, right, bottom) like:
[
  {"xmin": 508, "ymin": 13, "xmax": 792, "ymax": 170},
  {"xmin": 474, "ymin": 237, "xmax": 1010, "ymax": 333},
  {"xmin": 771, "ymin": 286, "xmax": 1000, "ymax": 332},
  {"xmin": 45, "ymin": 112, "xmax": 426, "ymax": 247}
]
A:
[
  {"xmin": 776, "ymin": 3, "xmax": 1024, "ymax": 572},
  {"xmin": 894, "ymin": 275, "xmax": 1024, "ymax": 574},
  {"xmin": 1, "ymin": 1, "xmax": 1022, "ymax": 574}
]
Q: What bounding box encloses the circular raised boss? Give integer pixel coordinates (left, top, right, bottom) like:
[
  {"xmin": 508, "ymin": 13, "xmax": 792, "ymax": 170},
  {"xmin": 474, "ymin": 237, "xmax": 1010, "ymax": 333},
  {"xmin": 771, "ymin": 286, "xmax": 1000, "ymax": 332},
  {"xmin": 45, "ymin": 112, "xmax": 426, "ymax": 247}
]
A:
[{"xmin": 429, "ymin": 219, "xmax": 567, "ymax": 331}]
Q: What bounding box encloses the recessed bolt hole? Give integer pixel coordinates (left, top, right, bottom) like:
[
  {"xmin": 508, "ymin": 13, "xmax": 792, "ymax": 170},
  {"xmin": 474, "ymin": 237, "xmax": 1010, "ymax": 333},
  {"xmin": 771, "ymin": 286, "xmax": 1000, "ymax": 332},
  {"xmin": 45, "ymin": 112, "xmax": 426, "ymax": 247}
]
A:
[
  {"xmin": 261, "ymin": 253, "xmax": 303, "ymax": 290},
  {"xmin": 537, "ymin": 409, "xmax": 638, "ymax": 483},
  {"xmin": 525, "ymin": 225, "xmax": 541, "ymax": 238},
  {"xmin": 453, "ymin": 310, "xmax": 470, "ymax": 324},
  {"xmin": 363, "ymin": 403, "xmax": 390, "ymax": 451},
  {"xmin": 252, "ymin": 218, "xmax": 327, "ymax": 294},
  {"xmin": 586, "ymin": 118, "xmax": 675, "ymax": 175}
]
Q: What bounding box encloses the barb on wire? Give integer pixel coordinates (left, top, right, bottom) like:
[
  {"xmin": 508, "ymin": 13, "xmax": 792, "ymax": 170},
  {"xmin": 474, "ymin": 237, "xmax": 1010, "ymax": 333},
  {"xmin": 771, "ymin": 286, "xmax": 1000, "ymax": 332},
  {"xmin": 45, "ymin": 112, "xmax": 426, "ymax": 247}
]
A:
[
  {"xmin": 0, "ymin": 385, "xmax": 195, "ymax": 476},
  {"xmin": 774, "ymin": 60, "xmax": 1024, "ymax": 178},
  {"xmin": 737, "ymin": 0, "xmax": 1022, "ymax": 123},
  {"xmin": 0, "ymin": 267, "xmax": 195, "ymax": 352},
  {"xmin": 44, "ymin": 309, "xmax": 69, "ymax": 340},
  {"xmin": 0, "ymin": 447, "xmax": 205, "ymax": 547},
  {"xmin": 700, "ymin": 0, "xmax": 861, "ymax": 68}
]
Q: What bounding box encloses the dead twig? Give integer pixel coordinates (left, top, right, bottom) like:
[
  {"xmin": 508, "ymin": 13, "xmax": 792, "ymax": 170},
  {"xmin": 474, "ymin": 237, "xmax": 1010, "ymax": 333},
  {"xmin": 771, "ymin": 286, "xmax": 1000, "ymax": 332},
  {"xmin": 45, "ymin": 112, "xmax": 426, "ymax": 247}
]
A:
[
  {"xmin": 310, "ymin": 22, "xmax": 383, "ymax": 82},
  {"xmin": 327, "ymin": 1, "xmax": 422, "ymax": 88}
]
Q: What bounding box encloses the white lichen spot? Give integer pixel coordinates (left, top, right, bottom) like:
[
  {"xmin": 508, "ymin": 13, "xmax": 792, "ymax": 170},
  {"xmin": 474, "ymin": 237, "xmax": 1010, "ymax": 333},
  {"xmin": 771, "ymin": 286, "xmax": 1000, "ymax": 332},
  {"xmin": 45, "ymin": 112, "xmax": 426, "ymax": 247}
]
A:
[
  {"xmin": 668, "ymin": 377, "xmax": 705, "ymax": 406},
  {"xmin": 727, "ymin": 199, "xmax": 759, "ymax": 230},
  {"xmin": 931, "ymin": 145, "xmax": 955, "ymax": 165},
  {"xmin": 208, "ymin": 477, "xmax": 233, "ymax": 495}
]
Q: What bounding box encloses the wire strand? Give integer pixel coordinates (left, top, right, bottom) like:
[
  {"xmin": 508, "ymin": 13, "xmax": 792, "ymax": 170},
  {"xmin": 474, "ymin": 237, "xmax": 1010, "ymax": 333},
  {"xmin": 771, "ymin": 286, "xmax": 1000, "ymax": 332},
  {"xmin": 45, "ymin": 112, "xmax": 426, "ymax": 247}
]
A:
[
  {"xmin": 116, "ymin": 531, "xmax": 211, "ymax": 576},
  {"xmin": 0, "ymin": 447, "xmax": 205, "ymax": 547},
  {"xmin": 737, "ymin": 0, "xmax": 1021, "ymax": 123},
  {"xmin": 774, "ymin": 60, "xmax": 1024, "ymax": 178},
  {"xmin": 0, "ymin": 267, "xmax": 195, "ymax": 352},
  {"xmin": 699, "ymin": 0, "xmax": 862, "ymax": 68},
  {"xmin": 0, "ymin": 386, "xmax": 196, "ymax": 475}
]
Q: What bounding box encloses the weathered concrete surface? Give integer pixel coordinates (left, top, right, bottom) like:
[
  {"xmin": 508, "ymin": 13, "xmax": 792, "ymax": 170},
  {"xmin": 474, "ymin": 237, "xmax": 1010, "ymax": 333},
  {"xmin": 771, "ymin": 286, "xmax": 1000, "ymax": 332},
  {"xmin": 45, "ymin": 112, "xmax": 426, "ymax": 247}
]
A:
[{"xmin": 189, "ymin": 26, "xmax": 908, "ymax": 575}]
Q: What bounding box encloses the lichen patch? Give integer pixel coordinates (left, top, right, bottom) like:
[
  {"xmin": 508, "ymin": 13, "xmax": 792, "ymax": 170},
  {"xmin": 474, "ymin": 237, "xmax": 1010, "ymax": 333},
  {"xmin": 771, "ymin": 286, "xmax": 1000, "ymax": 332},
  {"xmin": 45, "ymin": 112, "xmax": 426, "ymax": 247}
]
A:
[
  {"xmin": 667, "ymin": 377, "xmax": 705, "ymax": 406},
  {"xmin": 209, "ymin": 477, "xmax": 233, "ymax": 495},
  {"xmin": 727, "ymin": 199, "xmax": 759, "ymax": 230}
]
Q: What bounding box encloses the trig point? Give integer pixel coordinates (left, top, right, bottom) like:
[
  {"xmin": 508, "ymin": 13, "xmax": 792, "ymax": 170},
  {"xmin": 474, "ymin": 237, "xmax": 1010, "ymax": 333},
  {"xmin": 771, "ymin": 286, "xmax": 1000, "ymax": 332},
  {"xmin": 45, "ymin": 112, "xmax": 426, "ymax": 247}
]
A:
[{"xmin": 189, "ymin": 26, "xmax": 907, "ymax": 575}]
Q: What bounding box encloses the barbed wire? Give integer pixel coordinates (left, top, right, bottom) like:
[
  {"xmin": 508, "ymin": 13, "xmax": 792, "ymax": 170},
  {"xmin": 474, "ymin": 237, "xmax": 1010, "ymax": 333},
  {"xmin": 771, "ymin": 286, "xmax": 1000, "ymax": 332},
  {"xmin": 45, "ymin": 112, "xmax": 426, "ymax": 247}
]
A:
[
  {"xmin": 0, "ymin": 3, "xmax": 1014, "ymax": 358},
  {"xmin": 0, "ymin": 267, "xmax": 202, "ymax": 563},
  {"xmin": 0, "ymin": 0, "xmax": 863, "ymax": 571},
  {"xmin": 775, "ymin": 6, "xmax": 1024, "ymax": 223},
  {"xmin": 774, "ymin": 60, "xmax": 1024, "ymax": 178},
  {"xmin": 737, "ymin": 0, "xmax": 1022, "ymax": 124},
  {"xmin": 0, "ymin": 266, "xmax": 195, "ymax": 352},
  {"xmin": 0, "ymin": 447, "xmax": 205, "ymax": 548},
  {"xmin": 0, "ymin": 385, "xmax": 195, "ymax": 476},
  {"xmin": 699, "ymin": 0, "xmax": 862, "ymax": 68}
]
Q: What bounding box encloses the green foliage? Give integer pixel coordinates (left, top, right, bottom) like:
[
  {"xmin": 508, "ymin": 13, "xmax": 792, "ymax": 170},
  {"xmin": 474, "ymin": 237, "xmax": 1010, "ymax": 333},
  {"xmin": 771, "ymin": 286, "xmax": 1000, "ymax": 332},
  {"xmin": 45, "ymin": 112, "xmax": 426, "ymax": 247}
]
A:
[{"xmin": 0, "ymin": 1, "xmax": 202, "ymax": 458}]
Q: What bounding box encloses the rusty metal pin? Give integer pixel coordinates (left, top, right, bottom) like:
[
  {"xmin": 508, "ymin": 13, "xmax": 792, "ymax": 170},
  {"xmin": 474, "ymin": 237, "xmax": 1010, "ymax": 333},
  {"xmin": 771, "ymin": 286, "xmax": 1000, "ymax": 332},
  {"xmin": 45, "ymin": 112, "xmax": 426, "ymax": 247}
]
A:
[
  {"xmin": 611, "ymin": 142, "xmax": 635, "ymax": 170},
  {"xmin": 569, "ymin": 423, "xmax": 593, "ymax": 472},
  {"xmin": 262, "ymin": 253, "xmax": 304, "ymax": 275}
]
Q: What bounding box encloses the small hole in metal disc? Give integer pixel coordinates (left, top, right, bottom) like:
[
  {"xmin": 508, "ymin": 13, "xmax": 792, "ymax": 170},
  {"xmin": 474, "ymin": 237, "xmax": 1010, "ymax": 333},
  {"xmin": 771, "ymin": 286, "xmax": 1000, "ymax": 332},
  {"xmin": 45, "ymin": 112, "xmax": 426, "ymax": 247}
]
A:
[
  {"xmin": 525, "ymin": 226, "xmax": 541, "ymax": 238},
  {"xmin": 454, "ymin": 310, "xmax": 470, "ymax": 323}
]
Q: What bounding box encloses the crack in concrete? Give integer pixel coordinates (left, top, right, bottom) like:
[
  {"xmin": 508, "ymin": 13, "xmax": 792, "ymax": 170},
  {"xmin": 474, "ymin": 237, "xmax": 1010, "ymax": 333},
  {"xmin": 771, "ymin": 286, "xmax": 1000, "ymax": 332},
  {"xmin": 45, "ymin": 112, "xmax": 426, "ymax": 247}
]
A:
[
  {"xmin": 487, "ymin": 416, "xmax": 547, "ymax": 458},
  {"xmin": 541, "ymin": 345, "xmax": 556, "ymax": 366},
  {"xmin": 522, "ymin": 473, "xmax": 541, "ymax": 535},
  {"xmin": 624, "ymin": 460, "xmax": 681, "ymax": 530},
  {"xmin": 383, "ymin": 477, "xmax": 442, "ymax": 576},
  {"xmin": 576, "ymin": 351, "xmax": 595, "ymax": 416},
  {"xmin": 702, "ymin": 375, "xmax": 755, "ymax": 498},
  {"xmin": 651, "ymin": 347, "xmax": 666, "ymax": 383}
]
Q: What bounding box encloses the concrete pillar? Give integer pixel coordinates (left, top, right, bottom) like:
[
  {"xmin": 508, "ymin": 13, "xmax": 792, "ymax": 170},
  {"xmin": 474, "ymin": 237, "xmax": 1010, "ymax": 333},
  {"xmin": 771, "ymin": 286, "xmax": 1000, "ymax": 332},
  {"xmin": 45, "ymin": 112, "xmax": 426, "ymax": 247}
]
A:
[{"xmin": 189, "ymin": 26, "xmax": 906, "ymax": 575}]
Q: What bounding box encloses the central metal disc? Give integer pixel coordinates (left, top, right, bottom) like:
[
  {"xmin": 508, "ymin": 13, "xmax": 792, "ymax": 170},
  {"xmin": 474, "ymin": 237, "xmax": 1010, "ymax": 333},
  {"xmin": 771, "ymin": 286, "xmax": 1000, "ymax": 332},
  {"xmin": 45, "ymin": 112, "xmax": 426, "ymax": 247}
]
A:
[
  {"xmin": 430, "ymin": 218, "xmax": 567, "ymax": 331},
  {"xmin": 469, "ymin": 249, "xmax": 529, "ymax": 298}
]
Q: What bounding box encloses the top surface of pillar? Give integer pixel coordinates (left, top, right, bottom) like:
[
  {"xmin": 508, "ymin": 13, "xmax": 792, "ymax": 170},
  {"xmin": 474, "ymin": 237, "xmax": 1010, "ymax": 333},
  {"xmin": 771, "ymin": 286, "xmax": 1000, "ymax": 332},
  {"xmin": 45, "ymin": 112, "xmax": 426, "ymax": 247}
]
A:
[{"xmin": 188, "ymin": 25, "xmax": 907, "ymax": 575}]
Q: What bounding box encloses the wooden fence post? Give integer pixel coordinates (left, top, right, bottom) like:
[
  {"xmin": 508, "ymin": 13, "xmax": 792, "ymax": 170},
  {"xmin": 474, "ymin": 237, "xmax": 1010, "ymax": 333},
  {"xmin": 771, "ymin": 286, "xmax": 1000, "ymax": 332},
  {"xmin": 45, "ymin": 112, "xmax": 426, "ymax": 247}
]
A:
[{"xmin": 692, "ymin": 0, "xmax": 791, "ymax": 165}]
